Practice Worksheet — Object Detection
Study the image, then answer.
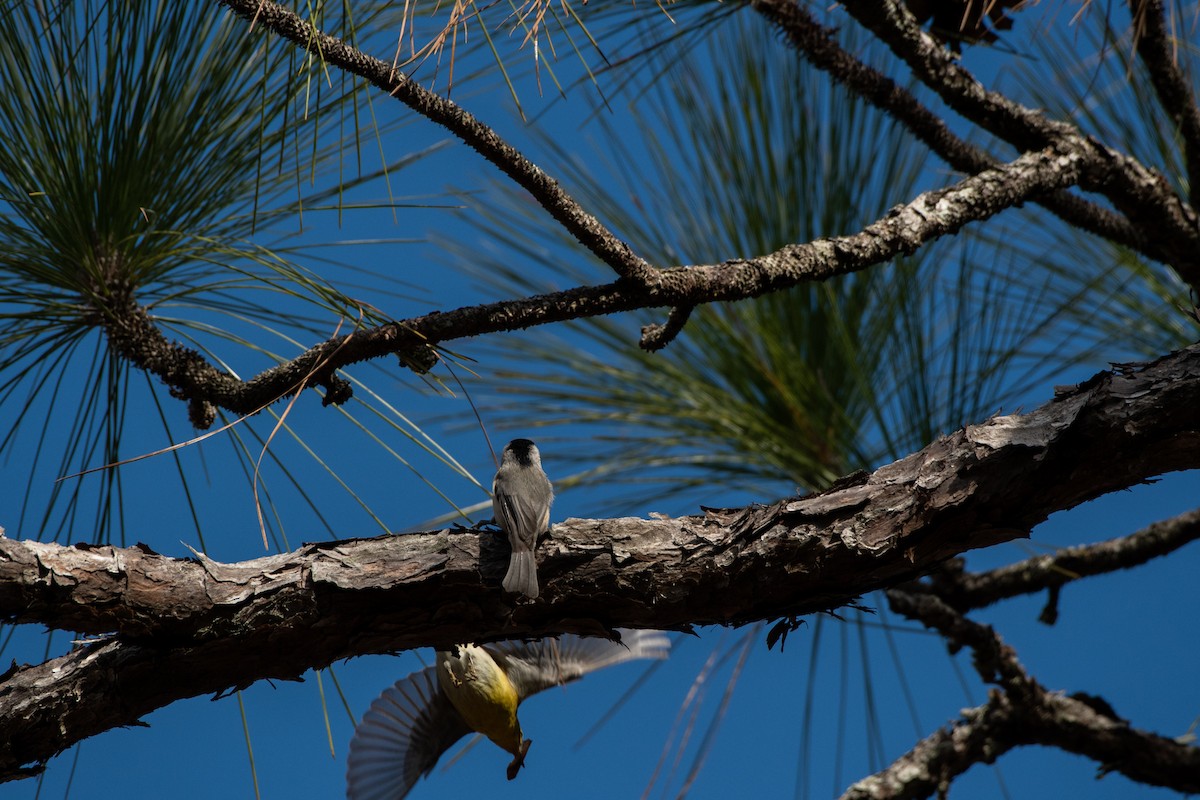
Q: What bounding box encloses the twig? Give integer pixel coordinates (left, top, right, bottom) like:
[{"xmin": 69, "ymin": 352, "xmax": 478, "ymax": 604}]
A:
[
  {"xmin": 836, "ymin": 0, "xmax": 1200, "ymax": 289},
  {"xmin": 640, "ymin": 304, "xmax": 693, "ymax": 351},
  {"xmin": 926, "ymin": 507, "xmax": 1200, "ymax": 616},
  {"xmin": 216, "ymin": 0, "xmax": 657, "ymax": 285},
  {"xmin": 879, "ymin": 589, "xmax": 1200, "ymax": 796},
  {"xmin": 1130, "ymin": 0, "xmax": 1200, "ymax": 206},
  {"xmin": 93, "ymin": 146, "xmax": 1089, "ymax": 424},
  {"xmin": 748, "ymin": 0, "xmax": 1155, "ymax": 265}
]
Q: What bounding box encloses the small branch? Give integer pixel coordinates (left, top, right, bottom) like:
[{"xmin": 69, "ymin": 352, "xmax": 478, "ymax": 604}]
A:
[
  {"xmin": 842, "ymin": 679, "xmax": 1200, "ymax": 799},
  {"xmin": 841, "ymin": 689, "xmax": 1022, "ymax": 800},
  {"xmin": 927, "ymin": 507, "xmax": 1200, "ymax": 614},
  {"xmin": 4, "ymin": 343, "xmax": 1200, "ymax": 776},
  {"xmin": 747, "ymin": 0, "xmax": 1153, "ymax": 262},
  {"xmin": 879, "ymin": 590, "xmax": 1200, "ymax": 797},
  {"xmin": 837, "ymin": 0, "xmax": 1200, "ymax": 288},
  {"xmin": 103, "ymin": 146, "xmax": 1087, "ymax": 423},
  {"xmin": 1131, "ymin": 0, "xmax": 1200, "ymax": 206},
  {"xmin": 0, "ymin": 633, "xmax": 348, "ymax": 785},
  {"xmin": 887, "ymin": 590, "xmax": 1030, "ymax": 689},
  {"xmin": 639, "ymin": 304, "xmax": 693, "ymax": 351},
  {"xmin": 214, "ymin": 0, "xmax": 656, "ymax": 285},
  {"xmin": 838, "ymin": 0, "xmax": 1092, "ymax": 148}
]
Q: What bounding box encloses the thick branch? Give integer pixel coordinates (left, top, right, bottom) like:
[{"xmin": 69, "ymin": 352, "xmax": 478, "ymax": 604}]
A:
[
  {"xmin": 213, "ymin": 0, "xmax": 655, "ymax": 284},
  {"xmin": 838, "ymin": 0, "xmax": 1200, "ymax": 288},
  {"xmin": 747, "ymin": 0, "xmax": 1152, "ymax": 260},
  {"xmin": 1132, "ymin": 0, "xmax": 1200, "ymax": 206},
  {"xmin": 4, "ymin": 343, "xmax": 1200, "ymax": 777},
  {"xmin": 860, "ymin": 591, "xmax": 1200, "ymax": 798},
  {"xmin": 927, "ymin": 507, "xmax": 1200, "ymax": 614},
  {"xmin": 110, "ymin": 146, "xmax": 1085, "ymax": 423}
]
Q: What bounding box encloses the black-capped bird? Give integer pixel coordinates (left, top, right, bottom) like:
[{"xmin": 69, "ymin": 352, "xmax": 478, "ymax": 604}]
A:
[{"xmin": 492, "ymin": 438, "xmax": 553, "ymax": 599}]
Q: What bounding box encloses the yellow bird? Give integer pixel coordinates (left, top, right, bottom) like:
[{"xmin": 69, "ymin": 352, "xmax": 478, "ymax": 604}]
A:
[{"xmin": 345, "ymin": 629, "xmax": 670, "ymax": 800}]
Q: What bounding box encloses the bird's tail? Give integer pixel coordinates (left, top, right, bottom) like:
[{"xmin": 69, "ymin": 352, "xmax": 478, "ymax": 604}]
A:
[{"xmin": 503, "ymin": 551, "xmax": 539, "ymax": 599}]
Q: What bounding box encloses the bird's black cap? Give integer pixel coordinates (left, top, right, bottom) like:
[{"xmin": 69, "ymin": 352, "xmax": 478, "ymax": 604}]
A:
[{"xmin": 505, "ymin": 438, "xmax": 537, "ymax": 465}]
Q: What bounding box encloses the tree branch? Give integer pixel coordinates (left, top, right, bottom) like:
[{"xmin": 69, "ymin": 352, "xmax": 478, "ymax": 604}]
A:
[
  {"xmin": 214, "ymin": 0, "xmax": 656, "ymax": 285},
  {"xmin": 5, "ymin": 343, "xmax": 1200, "ymax": 778},
  {"xmin": 843, "ymin": 688, "xmax": 1200, "ymax": 799},
  {"xmin": 842, "ymin": 688, "xmax": 1026, "ymax": 800},
  {"xmin": 855, "ymin": 590, "xmax": 1200, "ymax": 798},
  {"xmin": 1132, "ymin": 0, "xmax": 1200, "ymax": 206},
  {"xmin": 104, "ymin": 145, "xmax": 1086, "ymax": 424},
  {"xmin": 837, "ymin": 0, "xmax": 1200, "ymax": 288},
  {"xmin": 639, "ymin": 304, "xmax": 694, "ymax": 351},
  {"xmin": 747, "ymin": 0, "xmax": 1154, "ymax": 263},
  {"xmin": 925, "ymin": 507, "xmax": 1200, "ymax": 616}
]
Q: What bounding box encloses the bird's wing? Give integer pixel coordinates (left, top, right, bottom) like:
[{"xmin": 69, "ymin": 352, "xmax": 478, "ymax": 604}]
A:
[
  {"xmin": 493, "ymin": 488, "xmax": 549, "ymax": 546},
  {"xmin": 490, "ymin": 629, "xmax": 671, "ymax": 700},
  {"xmin": 346, "ymin": 665, "xmax": 472, "ymax": 800}
]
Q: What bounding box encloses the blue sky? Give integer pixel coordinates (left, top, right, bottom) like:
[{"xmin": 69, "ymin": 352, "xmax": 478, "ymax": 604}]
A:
[{"xmin": 4, "ymin": 3, "xmax": 1200, "ymax": 799}]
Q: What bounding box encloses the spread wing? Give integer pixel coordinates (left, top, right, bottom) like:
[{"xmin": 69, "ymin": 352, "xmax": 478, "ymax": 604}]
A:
[
  {"xmin": 346, "ymin": 665, "xmax": 471, "ymax": 800},
  {"xmin": 490, "ymin": 629, "xmax": 671, "ymax": 700},
  {"xmin": 493, "ymin": 486, "xmax": 550, "ymax": 549}
]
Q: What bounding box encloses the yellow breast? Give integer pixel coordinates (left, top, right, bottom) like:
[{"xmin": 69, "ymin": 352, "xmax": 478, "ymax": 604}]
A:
[{"xmin": 436, "ymin": 645, "xmax": 524, "ymax": 756}]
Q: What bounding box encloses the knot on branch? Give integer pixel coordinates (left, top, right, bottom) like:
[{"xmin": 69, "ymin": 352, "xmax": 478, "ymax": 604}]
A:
[
  {"xmin": 640, "ymin": 305, "xmax": 694, "ymax": 352},
  {"xmin": 397, "ymin": 343, "xmax": 439, "ymax": 374},
  {"xmin": 320, "ymin": 374, "xmax": 353, "ymax": 407},
  {"xmin": 188, "ymin": 398, "xmax": 218, "ymax": 430},
  {"xmin": 80, "ymin": 238, "xmax": 232, "ymax": 429}
]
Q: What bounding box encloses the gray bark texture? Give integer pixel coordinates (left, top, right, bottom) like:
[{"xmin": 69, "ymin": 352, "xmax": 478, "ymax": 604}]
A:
[{"xmin": 3, "ymin": 344, "xmax": 1200, "ymax": 780}]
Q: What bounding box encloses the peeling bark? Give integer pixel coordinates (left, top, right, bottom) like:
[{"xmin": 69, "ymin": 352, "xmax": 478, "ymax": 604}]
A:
[{"xmin": 3, "ymin": 345, "xmax": 1200, "ymax": 779}]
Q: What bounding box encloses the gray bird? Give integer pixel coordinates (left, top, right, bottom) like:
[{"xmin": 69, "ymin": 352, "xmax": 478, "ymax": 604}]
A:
[{"xmin": 492, "ymin": 438, "xmax": 553, "ymax": 599}]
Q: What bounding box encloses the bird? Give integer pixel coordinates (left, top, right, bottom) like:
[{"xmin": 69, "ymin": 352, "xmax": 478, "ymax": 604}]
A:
[
  {"xmin": 492, "ymin": 438, "xmax": 553, "ymax": 599},
  {"xmin": 345, "ymin": 630, "xmax": 671, "ymax": 800}
]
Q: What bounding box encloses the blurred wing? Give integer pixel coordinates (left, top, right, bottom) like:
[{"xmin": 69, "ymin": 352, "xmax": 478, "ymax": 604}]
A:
[
  {"xmin": 346, "ymin": 665, "xmax": 471, "ymax": 800},
  {"xmin": 492, "ymin": 629, "xmax": 671, "ymax": 700},
  {"xmin": 494, "ymin": 488, "xmax": 549, "ymax": 546}
]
